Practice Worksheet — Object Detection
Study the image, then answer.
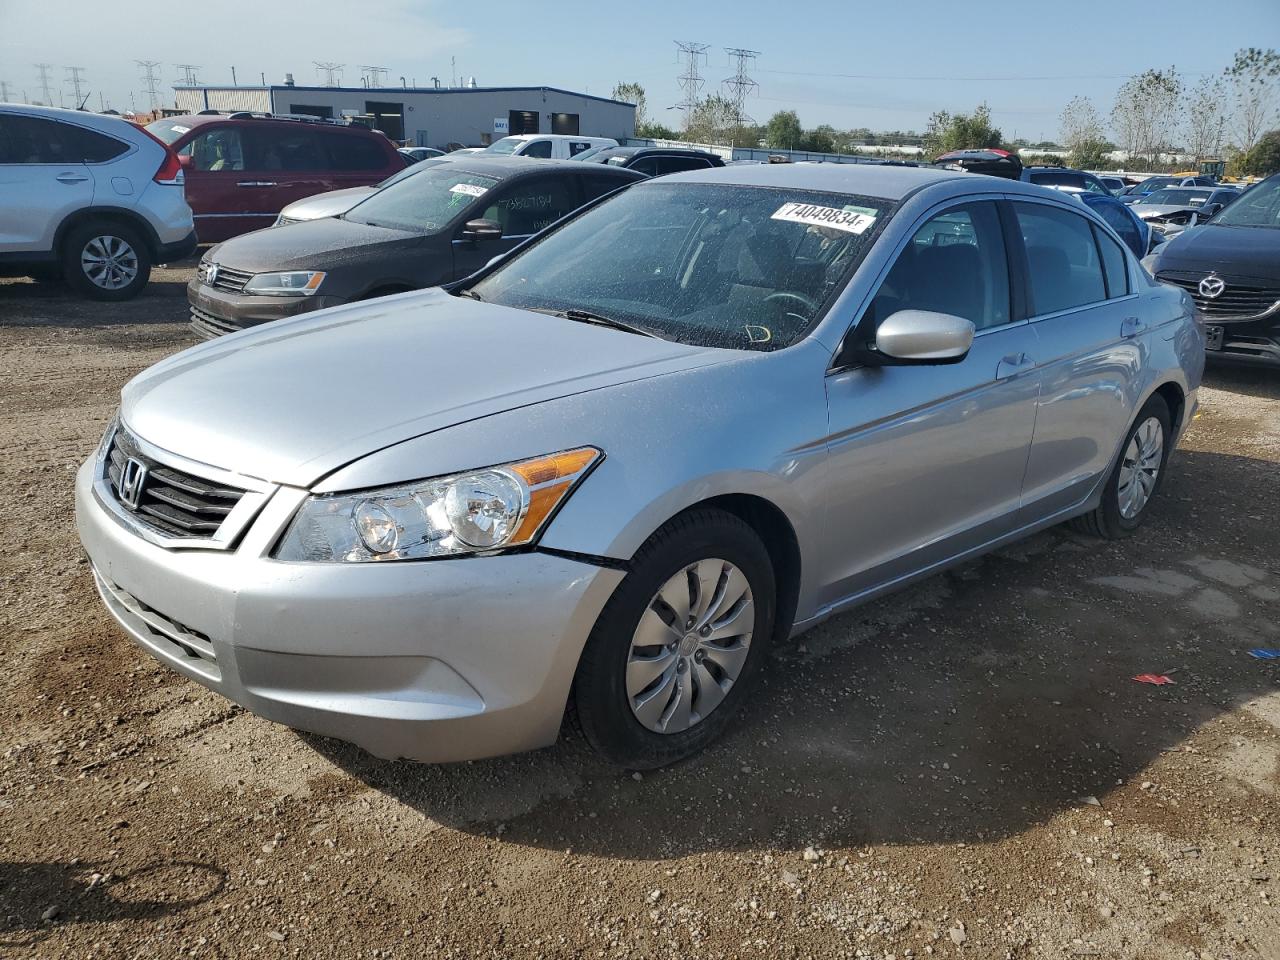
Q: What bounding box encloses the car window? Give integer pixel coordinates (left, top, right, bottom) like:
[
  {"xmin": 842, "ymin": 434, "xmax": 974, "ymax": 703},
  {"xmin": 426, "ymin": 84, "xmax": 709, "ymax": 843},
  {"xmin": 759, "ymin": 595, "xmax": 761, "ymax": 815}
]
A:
[
  {"xmin": 485, "ymin": 137, "xmax": 525, "ymax": 156},
  {"xmin": 145, "ymin": 119, "xmax": 192, "ymax": 145},
  {"xmin": 1143, "ymin": 188, "xmax": 1212, "ymax": 206},
  {"xmin": 478, "ymin": 175, "xmax": 579, "ymax": 236},
  {"xmin": 1092, "ymin": 201, "xmax": 1142, "ymax": 255},
  {"xmin": 628, "ymin": 157, "xmax": 659, "ymax": 177},
  {"xmin": 185, "ymin": 127, "xmax": 244, "ymax": 172},
  {"xmin": 521, "ymin": 140, "xmax": 554, "ymax": 159},
  {"xmin": 245, "ymin": 128, "xmax": 325, "ymax": 171},
  {"xmin": 653, "ymin": 156, "xmax": 715, "ymax": 175},
  {"xmin": 579, "ymin": 173, "xmax": 632, "ymax": 202},
  {"xmin": 1212, "ymin": 176, "xmax": 1280, "ymax": 227},
  {"xmin": 470, "ymin": 182, "xmax": 891, "ymax": 351},
  {"xmin": 866, "ymin": 201, "xmax": 1010, "ymax": 332},
  {"xmin": 323, "ymin": 132, "xmax": 388, "ymax": 171},
  {"xmin": 343, "ymin": 166, "xmax": 500, "ymax": 233},
  {"xmin": 1082, "ymin": 175, "xmax": 1109, "ymax": 195},
  {"xmin": 1093, "ymin": 225, "xmax": 1130, "ymax": 298},
  {"xmin": 1030, "ymin": 170, "xmax": 1084, "ymax": 189},
  {"xmin": 568, "ymin": 141, "xmax": 594, "ymax": 156},
  {"xmin": 1013, "ymin": 202, "xmax": 1107, "ymax": 315},
  {"xmin": 0, "ymin": 114, "xmax": 128, "ymax": 164}
]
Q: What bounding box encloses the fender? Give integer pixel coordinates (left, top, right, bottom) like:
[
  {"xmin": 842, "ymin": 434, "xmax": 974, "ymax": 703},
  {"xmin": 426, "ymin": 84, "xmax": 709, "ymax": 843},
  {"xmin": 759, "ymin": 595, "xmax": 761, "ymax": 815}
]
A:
[{"xmin": 53, "ymin": 205, "xmax": 165, "ymax": 260}]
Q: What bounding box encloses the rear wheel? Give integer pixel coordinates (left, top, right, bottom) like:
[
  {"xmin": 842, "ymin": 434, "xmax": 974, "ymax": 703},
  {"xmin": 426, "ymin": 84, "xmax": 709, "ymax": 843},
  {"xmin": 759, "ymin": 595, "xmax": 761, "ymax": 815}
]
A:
[
  {"xmin": 1071, "ymin": 395, "xmax": 1171, "ymax": 539},
  {"xmin": 61, "ymin": 220, "xmax": 151, "ymax": 301},
  {"xmin": 573, "ymin": 509, "xmax": 776, "ymax": 768}
]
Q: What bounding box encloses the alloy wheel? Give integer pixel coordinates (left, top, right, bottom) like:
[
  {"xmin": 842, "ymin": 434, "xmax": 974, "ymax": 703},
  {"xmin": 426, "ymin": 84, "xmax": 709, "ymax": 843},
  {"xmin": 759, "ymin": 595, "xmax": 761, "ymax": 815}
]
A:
[
  {"xmin": 1117, "ymin": 416, "xmax": 1164, "ymax": 520},
  {"xmin": 626, "ymin": 559, "xmax": 754, "ymax": 734},
  {"xmin": 81, "ymin": 235, "xmax": 139, "ymax": 291}
]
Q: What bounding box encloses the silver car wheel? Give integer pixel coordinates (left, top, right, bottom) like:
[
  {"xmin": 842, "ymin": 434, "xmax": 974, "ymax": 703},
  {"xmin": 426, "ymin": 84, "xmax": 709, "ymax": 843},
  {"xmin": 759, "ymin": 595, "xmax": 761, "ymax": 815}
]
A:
[
  {"xmin": 626, "ymin": 558, "xmax": 754, "ymax": 735},
  {"xmin": 81, "ymin": 235, "xmax": 139, "ymax": 290},
  {"xmin": 1117, "ymin": 416, "xmax": 1164, "ymax": 520}
]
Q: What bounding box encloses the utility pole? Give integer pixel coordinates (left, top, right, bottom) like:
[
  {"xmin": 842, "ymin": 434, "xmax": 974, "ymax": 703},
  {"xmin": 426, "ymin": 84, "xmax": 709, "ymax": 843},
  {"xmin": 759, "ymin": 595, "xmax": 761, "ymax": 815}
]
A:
[
  {"xmin": 0, "ymin": 81, "xmax": 12, "ymax": 103},
  {"xmin": 674, "ymin": 41, "xmax": 710, "ymax": 131},
  {"xmin": 35, "ymin": 63, "xmax": 54, "ymax": 106},
  {"xmin": 451, "ymin": 56, "xmax": 456, "ymax": 88},
  {"xmin": 175, "ymin": 64, "xmax": 200, "ymax": 87},
  {"xmin": 136, "ymin": 60, "xmax": 162, "ymax": 111},
  {"xmin": 722, "ymin": 48, "xmax": 760, "ymax": 128},
  {"xmin": 66, "ymin": 66, "xmax": 87, "ymax": 108},
  {"xmin": 313, "ymin": 61, "xmax": 343, "ymax": 87},
  {"xmin": 359, "ymin": 65, "xmax": 389, "ymax": 88},
  {"xmin": 231, "ymin": 66, "xmax": 237, "ymax": 86}
]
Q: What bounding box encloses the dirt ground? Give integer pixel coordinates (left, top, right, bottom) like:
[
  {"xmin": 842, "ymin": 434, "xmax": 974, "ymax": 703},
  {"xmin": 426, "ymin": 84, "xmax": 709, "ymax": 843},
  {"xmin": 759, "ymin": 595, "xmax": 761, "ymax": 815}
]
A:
[{"xmin": 0, "ymin": 261, "xmax": 1277, "ymax": 960}]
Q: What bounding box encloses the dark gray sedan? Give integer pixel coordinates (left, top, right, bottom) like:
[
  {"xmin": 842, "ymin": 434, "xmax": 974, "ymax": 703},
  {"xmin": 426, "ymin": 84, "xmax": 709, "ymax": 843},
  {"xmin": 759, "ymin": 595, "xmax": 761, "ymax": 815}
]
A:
[{"xmin": 187, "ymin": 157, "xmax": 642, "ymax": 338}]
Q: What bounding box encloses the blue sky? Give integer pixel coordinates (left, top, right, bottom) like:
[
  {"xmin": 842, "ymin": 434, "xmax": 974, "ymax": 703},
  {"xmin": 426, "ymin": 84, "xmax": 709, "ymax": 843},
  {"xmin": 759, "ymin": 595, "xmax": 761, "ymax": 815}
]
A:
[{"xmin": 2, "ymin": 0, "xmax": 1277, "ymax": 140}]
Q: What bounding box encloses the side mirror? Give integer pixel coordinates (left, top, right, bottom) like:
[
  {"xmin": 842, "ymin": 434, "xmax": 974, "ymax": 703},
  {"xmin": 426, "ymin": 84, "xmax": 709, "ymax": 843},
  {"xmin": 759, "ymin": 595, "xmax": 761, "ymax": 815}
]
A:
[
  {"xmin": 873, "ymin": 309, "xmax": 975, "ymax": 364},
  {"xmin": 461, "ymin": 218, "xmax": 503, "ymax": 242}
]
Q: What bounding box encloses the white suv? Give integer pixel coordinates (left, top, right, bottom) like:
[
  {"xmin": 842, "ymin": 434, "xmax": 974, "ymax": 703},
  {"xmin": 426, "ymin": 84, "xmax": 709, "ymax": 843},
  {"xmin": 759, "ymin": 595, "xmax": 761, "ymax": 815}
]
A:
[
  {"xmin": 0, "ymin": 104, "xmax": 196, "ymax": 300},
  {"xmin": 484, "ymin": 134, "xmax": 618, "ymax": 160}
]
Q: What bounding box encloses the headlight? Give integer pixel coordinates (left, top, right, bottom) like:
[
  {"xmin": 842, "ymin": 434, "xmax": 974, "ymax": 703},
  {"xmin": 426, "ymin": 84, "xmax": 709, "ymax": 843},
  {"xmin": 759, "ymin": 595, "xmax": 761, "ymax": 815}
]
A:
[
  {"xmin": 274, "ymin": 447, "xmax": 601, "ymax": 563},
  {"xmin": 96, "ymin": 412, "xmax": 119, "ymax": 462},
  {"xmin": 1140, "ymin": 251, "xmax": 1161, "ymax": 275},
  {"xmin": 243, "ymin": 270, "xmax": 326, "ymax": 296}
]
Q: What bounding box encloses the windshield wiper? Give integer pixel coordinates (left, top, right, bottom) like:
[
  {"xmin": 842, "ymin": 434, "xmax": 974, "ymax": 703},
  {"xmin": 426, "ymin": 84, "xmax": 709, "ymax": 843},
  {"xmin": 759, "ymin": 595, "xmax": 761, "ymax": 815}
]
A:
[
  {"xmin": 554, "ymin": 308, "xmax": 659, "ymax": 338},
  {"xmin": 454, "ymin": 289, "xmax": 483, "ymax": 302}
]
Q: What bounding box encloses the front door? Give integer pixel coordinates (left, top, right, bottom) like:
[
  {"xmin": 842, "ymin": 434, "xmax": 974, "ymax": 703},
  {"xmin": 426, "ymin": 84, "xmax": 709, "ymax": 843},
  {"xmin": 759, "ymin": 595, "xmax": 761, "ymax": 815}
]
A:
[
  {"xmin": 450, "ymin": 175, "xmax": 582, "ymax": 279},
  {"xmin": 820, "ymin": 199, "xmax": 1041, "ymax": 607},
  {"xmin": 179, "ymin": 125, "xmax": 261, "ymax": 242},
  {"xmin": 1009, "ymin": 199, "xmax": 1146, "ymax": 523}
]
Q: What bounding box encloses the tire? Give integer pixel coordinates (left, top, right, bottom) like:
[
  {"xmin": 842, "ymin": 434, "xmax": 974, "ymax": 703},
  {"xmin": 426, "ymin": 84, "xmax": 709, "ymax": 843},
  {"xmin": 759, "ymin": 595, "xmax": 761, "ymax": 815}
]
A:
[
  {"xmin": 1070, "ymin": 395, "xmax": 1172, "ymax": 539},
  {"xmin": 572, "ymin": 508, "xmax": 776, "ymax": 769},
  {"xmin": 61, "ymin": 219, "xmax": 152, "ymax": 301}
]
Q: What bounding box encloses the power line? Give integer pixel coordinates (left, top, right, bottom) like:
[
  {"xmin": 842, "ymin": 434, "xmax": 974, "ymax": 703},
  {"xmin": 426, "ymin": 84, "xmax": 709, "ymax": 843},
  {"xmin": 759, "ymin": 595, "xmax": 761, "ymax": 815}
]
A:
[
  {"xmin": 65, "ymin": 66, "xmax": 87, "ymax": 107},
  {"xmin": 34, "ymin": 63, "xmax": 54, "ymax": 106},
  {"xmin": 313, "ymin": 61, "xmax": 343, "ymax": 87},
  {"xmin": 754, "ymin": 67, "xmax": 1220, "ymax": 82},
  {"xmin": 136, "ymin": 60, "xmax": 162, "ymax": 111},
  {"xmin": 722, "ymin": 48, "xmax": 760, "ymax": 126},
  {"xmin": 674, "ymin": 41, "xmax": 710, "ymax": 130},
  {"xmin": 175, "ymin": 64, "xmax": 201, "ymax": 86}
]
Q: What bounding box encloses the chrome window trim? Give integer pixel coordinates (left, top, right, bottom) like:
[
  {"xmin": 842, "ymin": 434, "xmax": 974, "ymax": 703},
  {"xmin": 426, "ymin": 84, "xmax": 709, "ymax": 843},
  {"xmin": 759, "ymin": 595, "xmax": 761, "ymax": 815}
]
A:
[{"xmin": 93, "ymin": 422, "xmax": 277, "ymax": 552}]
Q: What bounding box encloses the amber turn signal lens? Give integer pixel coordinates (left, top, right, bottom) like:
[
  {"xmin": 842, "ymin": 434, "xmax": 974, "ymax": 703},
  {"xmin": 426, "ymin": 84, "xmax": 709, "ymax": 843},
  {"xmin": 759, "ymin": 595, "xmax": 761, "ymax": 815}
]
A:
[{"xmin": 508, "ymin": 447, "xmax": 600, "ymax": 542}]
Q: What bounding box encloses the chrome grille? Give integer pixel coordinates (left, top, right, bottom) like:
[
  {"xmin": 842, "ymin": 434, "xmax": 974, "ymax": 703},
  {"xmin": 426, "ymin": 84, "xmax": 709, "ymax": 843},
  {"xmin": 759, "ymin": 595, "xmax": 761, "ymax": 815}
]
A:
[
  {"xmin": 1157, "ymin": 271, "xmax": 1280, "ymax": 321},
  {"xmin": 106, "ymin": 429, "xmax": 245, "ymax": 539},
  {"xmin": 198, "ymin": 261, "xmax": 254, "ymax": 294}
]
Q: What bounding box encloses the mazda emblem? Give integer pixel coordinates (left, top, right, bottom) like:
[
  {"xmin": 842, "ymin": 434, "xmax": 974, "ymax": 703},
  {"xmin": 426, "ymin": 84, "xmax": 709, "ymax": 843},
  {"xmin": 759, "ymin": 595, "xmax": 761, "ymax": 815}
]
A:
[
  {"xmin": 1198, "ymin": 275, "xmax": 1225, "ymax": 299},
  {"xmin": 118, "ymin": 457, "xmax": 148, "ymax": 510}
]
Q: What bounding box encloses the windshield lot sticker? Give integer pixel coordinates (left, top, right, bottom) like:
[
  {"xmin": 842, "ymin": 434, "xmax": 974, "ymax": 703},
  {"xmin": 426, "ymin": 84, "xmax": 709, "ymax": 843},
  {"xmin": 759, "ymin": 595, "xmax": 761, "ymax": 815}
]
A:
[
  {"xmin": 771, "ymin": 202, "xmax": 876, "ymax": 234},
  {"xmin": 450, "ymin": 183, "xmax": 489, "ymax": 198}
]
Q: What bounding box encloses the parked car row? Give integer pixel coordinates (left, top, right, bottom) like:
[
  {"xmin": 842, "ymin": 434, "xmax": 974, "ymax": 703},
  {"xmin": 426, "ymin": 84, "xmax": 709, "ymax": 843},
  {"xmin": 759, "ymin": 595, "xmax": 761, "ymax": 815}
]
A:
[{"xmin": 77, "ymin": 161, "xmax": 1207, "ymax": 769}]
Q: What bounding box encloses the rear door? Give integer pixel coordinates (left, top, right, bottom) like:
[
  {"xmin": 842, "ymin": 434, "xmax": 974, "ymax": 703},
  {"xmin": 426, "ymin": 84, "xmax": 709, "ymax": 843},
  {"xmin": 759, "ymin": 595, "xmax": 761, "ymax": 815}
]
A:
[
  {"xmin": 1010, "ymin": 199, "xmax": 1146, "ymax": 523},
  {"xmin": 238, "ymin": 125, "xmax": 333, "ymax": 222},
  {"xmin": 320, "ymin": 129, "xmax": 397, "ymax": 190},
  {"xmin": 0, "ymin": 113, "xmax": 104, "ymax": 252},
  {"xmin": 450, "ymin": 174, "xmax": 582, "ymax": 278}
]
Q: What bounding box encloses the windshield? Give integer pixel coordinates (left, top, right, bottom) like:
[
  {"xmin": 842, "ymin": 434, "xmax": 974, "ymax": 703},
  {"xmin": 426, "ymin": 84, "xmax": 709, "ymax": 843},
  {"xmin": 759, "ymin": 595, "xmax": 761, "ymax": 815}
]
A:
[
  {"xmin": 1128, "ymin": 177, "xmax": 1175, "ymax": 195},
  {"xmin": 1211, "ymin": 177, "xmax": 1280, "ymax": 228},
  {"xmin": 1141, "ymin": 188, "xmax": 1212, "ymax": 206},
  {"xmin": 376, "ymin": 157, "xmax": 446, "ymax": 188},
  {"xmin": 469, "ymin": 182, "xmax": 891, "ymax": 352},
  {"xmin": 145, "ymin": 119, "xmax": 192, "ymax": 144},
  {"xmin": 344, "ymin": 166, "xmax": 499, "ymax": 233},
  {"xmin": 485, "ymin": 137, "xmax": 525, "ymax": 155}
]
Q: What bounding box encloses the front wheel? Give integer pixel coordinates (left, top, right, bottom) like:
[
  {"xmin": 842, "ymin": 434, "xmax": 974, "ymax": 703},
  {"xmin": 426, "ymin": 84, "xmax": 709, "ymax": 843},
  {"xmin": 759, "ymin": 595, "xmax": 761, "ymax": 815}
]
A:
[
  {"xmin": 573, "ymin": 509, "xmax": 776, "ymax": 768},
  {"xmin": 1071, "ymin": 395, "xmax": 1172, "ymax": 539}
]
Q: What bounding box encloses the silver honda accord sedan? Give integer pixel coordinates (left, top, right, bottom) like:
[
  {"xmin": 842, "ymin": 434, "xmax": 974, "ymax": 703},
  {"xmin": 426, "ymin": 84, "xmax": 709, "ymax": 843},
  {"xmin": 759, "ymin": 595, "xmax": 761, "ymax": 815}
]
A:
[{"xmin": 76, "ymin": 164, "xmax": 1204, "ymax": 768}]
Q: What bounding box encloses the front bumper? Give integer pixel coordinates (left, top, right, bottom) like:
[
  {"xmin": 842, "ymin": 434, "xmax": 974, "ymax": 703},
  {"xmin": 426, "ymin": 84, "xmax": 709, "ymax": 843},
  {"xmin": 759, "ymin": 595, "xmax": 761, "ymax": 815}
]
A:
[
  {"xmin": 1205, "ymin": 320, "xmax": 1280, "ymax": 368},
  {"xmin": 187, "ymin": 276, "xmax": 342, "ymax": 339},
  {"xmin": 75, "ymin": 456, "xmax": 624, "ymax": 763}
]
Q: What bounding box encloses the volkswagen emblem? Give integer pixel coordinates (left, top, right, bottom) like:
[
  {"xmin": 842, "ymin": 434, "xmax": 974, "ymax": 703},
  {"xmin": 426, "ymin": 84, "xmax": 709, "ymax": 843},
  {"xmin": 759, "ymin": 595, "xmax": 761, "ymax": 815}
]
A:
[
  {"xmin": 1198, "ymin": 275, "xmax": 1226, "ymax": 299},
  {"xmin": 118, "ymin": 457, "xmax": 149, "ymax": 510},
  {"xmin": 205, "ymin": 262, "xmax": 219, "ymax": 287}
]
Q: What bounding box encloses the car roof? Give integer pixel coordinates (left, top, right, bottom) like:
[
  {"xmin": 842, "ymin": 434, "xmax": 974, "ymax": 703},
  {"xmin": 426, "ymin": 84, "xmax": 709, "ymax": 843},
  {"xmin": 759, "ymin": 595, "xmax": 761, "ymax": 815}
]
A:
[
  {"xmin": 0, "ymin": 102, "xmax": 144, "ymax": 134},
  {"xmin": 157, "ymin": 113, "xmax": 379, "ymax": 134},
  {"xmin": 656, "ymin": 161, "xmax": 1028, "ymax": 201},
  {"xmin": 441, "ymin": 155, "xmax": 643, "ymax": 180}
]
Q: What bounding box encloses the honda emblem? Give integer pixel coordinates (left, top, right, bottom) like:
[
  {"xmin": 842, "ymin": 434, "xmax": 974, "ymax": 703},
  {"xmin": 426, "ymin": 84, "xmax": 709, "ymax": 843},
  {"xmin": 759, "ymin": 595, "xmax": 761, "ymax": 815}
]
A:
[{"xmin": 118, "ymin": 457, "xmax": 148, "ymax": 510}]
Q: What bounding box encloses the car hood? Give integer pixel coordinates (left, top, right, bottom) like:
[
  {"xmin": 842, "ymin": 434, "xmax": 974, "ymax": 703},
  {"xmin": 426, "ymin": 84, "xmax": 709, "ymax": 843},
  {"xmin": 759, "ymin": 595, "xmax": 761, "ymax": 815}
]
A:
[
  {"xmin": 280, "ymin": 186, "xmax": 375, "ymax": 221},
  {"xmin": 120, "ymin": 290, "xmax": 727, "ymax": 487},
  {"xmin": 1156, "ymin": 222, "xmax": 1280, "ymax": 280},
  {"xmin": 209, "ymin": 216, "xmax": 419, "ymax": 273},
  {"xmin": 1133, "ymin": 204, "xmax": 1204, "ymax": 218}
]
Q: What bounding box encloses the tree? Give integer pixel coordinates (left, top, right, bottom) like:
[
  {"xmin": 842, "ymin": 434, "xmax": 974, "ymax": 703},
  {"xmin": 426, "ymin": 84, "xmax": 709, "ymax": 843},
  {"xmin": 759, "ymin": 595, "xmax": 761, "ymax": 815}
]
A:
[
  {"xmin": 1224, "ymin": 48, "xmax": 1280, "ymax": 157},
  {"xmin": 802, "ymin": 124, "xmax": 838, "ymax": 153},
  {"xmin": 1060, "ymin": 96, "xmax": 1104, "ymax": 154},
  {"xmin": 922, "ymin": 103, "xmax": 1003, "ymax": 155},
  {"xmin": 1185, "ymin": 75, "xmax": 1229, "ymax": 160},
  {"xmin": 611, "ymin": 82, "xmax": 647, "ymax": 130},
  {"xmin": 1111, "ymin": 68, "xmax": 1182, "ymax": 165},
  {"xmin": 1235, "ymin": 128, "xmax": 1280, "ymax": 176},
  {"xmin": 764, "ymin": 110, "xmax": 804, "ymax": 150},
  {"xmin": 685, "ymin": 94, "xmax": 739, "ymax": 144},
  {"xmin": 636, "ymin": 120, "xmax": 679, "ymax": 140}
]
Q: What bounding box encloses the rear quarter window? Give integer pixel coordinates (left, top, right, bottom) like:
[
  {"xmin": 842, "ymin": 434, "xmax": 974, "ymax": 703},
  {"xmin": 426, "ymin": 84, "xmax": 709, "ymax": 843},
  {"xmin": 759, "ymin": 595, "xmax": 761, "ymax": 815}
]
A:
[
  {"xmin": 323, "ymin": 132, "xmax": 391, "ymax": 171},
  {"xmin": 0, "ymin": 114, "xmax": 128, "ymax": 164}
]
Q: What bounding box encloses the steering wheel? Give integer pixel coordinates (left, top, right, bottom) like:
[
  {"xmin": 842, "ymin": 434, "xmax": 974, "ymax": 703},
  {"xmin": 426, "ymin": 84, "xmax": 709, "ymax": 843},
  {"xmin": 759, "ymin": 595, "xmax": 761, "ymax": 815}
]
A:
[{"xmin": 762, "ymin": 291, "xmax": 818, "ymax": 316}]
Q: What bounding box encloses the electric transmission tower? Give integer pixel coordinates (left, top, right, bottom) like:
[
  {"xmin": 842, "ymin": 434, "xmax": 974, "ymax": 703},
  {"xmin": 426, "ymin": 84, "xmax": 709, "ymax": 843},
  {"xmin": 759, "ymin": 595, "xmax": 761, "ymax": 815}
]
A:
[
  {"xmin": 359, "ymin": 65, "xmax": 389, "ymax": 88},
  {"xmin": 0, "ymin": 81, "xmax": 13, "ymax": 103},
  {"xmin": 66, "ymin": 66, "xmax": 87, "ymax": 107},
  {"xmin": 175, "ymin": 64, "xmax": 200, "ymax": 86},
  {"xmin": 313, "ymin": 61, "xmax": 343, "ymax": 86},
  {"xmin": 136, "ymin": 60, "xmax": 162, "ymax": 111},
  {"xmin": 674, "ymin": 41, "xmax": 710, "ymax": 130},
  {"xmin": 35, "ymin": 63, "xmax": 54, "ymax": 106},
  {"xmin": 722, "ymin": 48, "xmax": 760, "ymax": 126}
]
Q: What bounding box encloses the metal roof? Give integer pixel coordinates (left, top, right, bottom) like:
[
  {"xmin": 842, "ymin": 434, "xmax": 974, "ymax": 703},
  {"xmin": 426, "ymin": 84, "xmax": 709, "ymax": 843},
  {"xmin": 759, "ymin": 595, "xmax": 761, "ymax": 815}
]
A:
[{"xmin": 175, "ymin": 84, "xmax": 636, "ymax": 109}]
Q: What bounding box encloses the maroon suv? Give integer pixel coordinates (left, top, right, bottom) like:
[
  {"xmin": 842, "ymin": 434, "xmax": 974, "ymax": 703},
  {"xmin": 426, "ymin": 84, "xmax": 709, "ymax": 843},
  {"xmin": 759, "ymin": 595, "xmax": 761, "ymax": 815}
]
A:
[{"xmin": 146, "ymin": 114, "xmax": 404, "ymax": 242}]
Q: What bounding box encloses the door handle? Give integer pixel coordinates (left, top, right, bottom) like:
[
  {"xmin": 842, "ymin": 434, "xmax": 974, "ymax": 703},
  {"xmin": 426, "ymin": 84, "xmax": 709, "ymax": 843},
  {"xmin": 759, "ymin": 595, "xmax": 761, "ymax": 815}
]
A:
[
  {"xmin": 55, "ymin": 172, "xmax": 90, "ymax": 184},
  {"xmin": 1120, "ymin": 316, "xmax": 1146, "ymax": 339},
  {"xmin": 236, "ymin": 181, "xmax": 278, "ymax": 187},
  {"xmin": 996, "ymin": 352, "xmax": 1034, "ymax": 380}
]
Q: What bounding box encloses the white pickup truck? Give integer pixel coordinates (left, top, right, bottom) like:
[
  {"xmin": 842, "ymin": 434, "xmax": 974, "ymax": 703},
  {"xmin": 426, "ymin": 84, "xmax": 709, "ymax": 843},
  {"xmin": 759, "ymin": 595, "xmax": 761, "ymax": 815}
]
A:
[{"xmin": 484, "ymin": 134, "xmax": 617, "ymax": 160}]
